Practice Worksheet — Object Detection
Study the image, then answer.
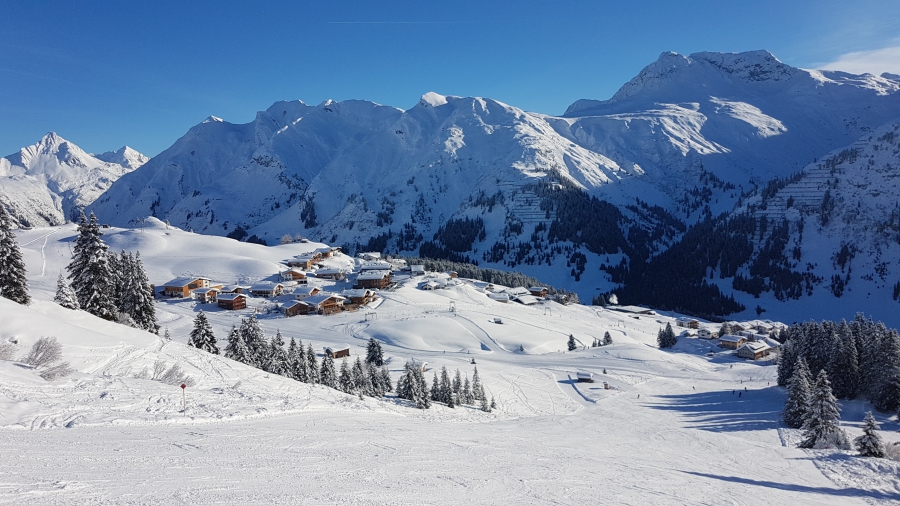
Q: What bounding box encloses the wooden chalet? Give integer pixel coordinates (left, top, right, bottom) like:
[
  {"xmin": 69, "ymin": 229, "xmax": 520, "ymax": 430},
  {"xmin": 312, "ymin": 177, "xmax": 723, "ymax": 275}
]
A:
[
  {"xmin": 293, "ymin": 286, "xmax": 323, "ymax": 300},
  {"xmin": 325, "ymin": 345, "xmax": 351, "ymax": 359},
  {"xmin": 220, "ymin": 284, "xmax": 250, "ymax": 294},
  {"xmin": 217, "ymin": 293, "xmax": 248, "ymax": 310},
  {"xmin": 293, "ymin": 294, "xmax": 346, "ymax": 315},
  {"xmin": 698, "ymin": 328, "xmax": 716, "ymax": 339},
  {"xmin": 718, "ymin": 335, "xmax": 747, "ymax": 350},
  {"xmin": 286, "ymin": 257, "xmax": 315, "ymax": 270},
  {"xmin": 341, "ymin": 288, "xmax": 375, "ymax": 305},
  {"xmin": 356, "ymin": 270, "xmax": 391, "ymax": 289},
  {"xmin": 487, "ymin": 292, "xmax": 509, "ymax": 303},
  {"xmin": 676, "ymin": 317, "xmax": 700, "ymax": 329},
  {"xmin": 529, "ymin": 286, "xmax": 549, "ymax": 297},
  {"xmin": 280, "ymin": 268, "xmax": 307, "ymax": 282},
  {"xmin": 315, "ymin": 268, "xmax": 346, "ymax": 281},
  {"xmin": 736, "ymin": 341, "xmax": 772, "ymax": 360},
  {"xmin": 410, "ymin": 265, "xmax": 425, "ymax": 276},
  {"xmin": 194, "ymin": 287, "xmax": 220, "ymax": 303},
  {"xmin": 250, "ymin": 283, "xmax": 284, "ymax": 298},
  {"xmin": 282, "ymin": 300, "xmax": 306, "ymax": 317},
  {"xmin": 161, "ymin": 277, "xmax": 213, "ymax": 298}
]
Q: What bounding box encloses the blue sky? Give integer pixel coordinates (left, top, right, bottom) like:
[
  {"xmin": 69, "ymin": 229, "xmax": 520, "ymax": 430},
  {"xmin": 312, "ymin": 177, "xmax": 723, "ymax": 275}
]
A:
[{"xmin": 2, "ymin": 0, "xmax": 898, "ymax": 157}]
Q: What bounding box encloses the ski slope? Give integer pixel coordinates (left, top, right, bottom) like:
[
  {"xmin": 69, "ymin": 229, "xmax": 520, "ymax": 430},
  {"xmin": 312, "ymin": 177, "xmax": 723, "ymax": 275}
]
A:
[{"xmin": 1, "ymin": 222, "xmax": 899, "ymax": 504}]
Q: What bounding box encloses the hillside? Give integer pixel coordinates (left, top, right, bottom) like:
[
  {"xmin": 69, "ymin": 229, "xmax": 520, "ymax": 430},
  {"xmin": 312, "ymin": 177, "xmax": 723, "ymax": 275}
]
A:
[
  {"xmin": 0, "ymin": 133, "xmax": 144, "ymax": 227},
  {"xmin": 2, "ymin": 222, "xmax": 899, "ymax": 503}
]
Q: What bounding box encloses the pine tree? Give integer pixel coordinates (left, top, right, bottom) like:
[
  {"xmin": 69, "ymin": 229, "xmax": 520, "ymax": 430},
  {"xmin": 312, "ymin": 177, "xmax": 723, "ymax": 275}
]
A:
[
  {"xmin": 480, "ymin": 392, "xmax": 491, "ymax": 412},
  {"xmin": 67, "ymin": 212, "xmax": 116, "ymax": 320},
  {"xmin": 452, "ymin": 369, "xmax": 462, "ymax": 396},
  {"xmin": 657, "ymin": 323, "xmax": 677, "ymax": 349},
  {"xmin": 396, "ymin": 360, "xmax": 429, "ymax": 409},
  {"xmin": 853, "ymin": 412, "xmax": 885, "ymax": 458},
  {"xmin": 430, "ymin": 371, "xmax": 440, "ymax": 402},
  {"xmin": 129, "ymin": 252, "xmax": 158, "ymax": 333},
  {"xmin": 719, "ymin": 322, "xmax": 733, "ymax": 337},
  {"xmin": 352, "ymin": 357, "xmax": 371, "ymax": 396},
  {"xmin": 439, "ymin": 366, "xmax": 452, "ymax": 404},
  {"xmin": 320, "ymin": 353, "xmax": 338, "ymax": 388},
  {"xmin": 225, "ymin": 325, "xmax": 252, "ymax": 364},
  {"xmin": 472, "ymin": 366, "xmax": 483, "ymax": 401},
  {"xmin": 266, "ymin": 330, "xmax": 289, "ymax": 376},
  {"xmin": 365, "ymin": 338, "xmax": 384, "ymax": 366},
  {"xmin": 783, "ymin": 358, "xmax": 812, "ymax": 428},
  {"xmin": 603, "ymin": 331, "xmax": 613, "ymax": 346},
  {"xmin": 777, "ymin": 339, "xmax": 798, "ymax": 387},
  {"xmin": 567, "ymin": 334, "xmax": 577, "ymax": 351},
  {"xmin": 380, "ymin": 366, "xmax": 392, "ymax": 393},
  {"xmin": 287, "ymin": 337, "xmax": 300, "ymax": 381},
  {"xmin": 188, "ymin": 310, "xmax": 219, "ymax": 354},
  {"xmin": 828, "ymin": 326, "xmax": 860, "ymax": 399},
  {"xmin": 54, "ymin": 272, "xmax": 79, "ymax": 309},
  {"xmin": 306, "ymin": 344, "xmax": 320, "ymax": 384},
  {"xmin": 239, "ymin": 315, "xmax": 267, "ymax": 368},
  {"xmin": 339, "ymin": 358, "xmax": 353, "ymax": 393},
  {"xmin": 490, "ymin": 396, "xmax": 497, "ymax": 410},
  {"xmin": 799, "ymin": 369, "xmax": 850, "ymax": 449},
  {"xmin": 365, "ymin": 362, "xmax": 383, "ymax": 397},
  {"xmin": 0, "ymin": 202, "xmax": 31, "ymax": 305},
  {"xmin": 462, "ymin": 376, "xmax": 472, "ymax": 405}
]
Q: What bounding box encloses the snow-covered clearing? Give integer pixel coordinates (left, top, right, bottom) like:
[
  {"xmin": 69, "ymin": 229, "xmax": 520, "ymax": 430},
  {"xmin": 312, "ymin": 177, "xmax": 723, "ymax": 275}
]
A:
[{"xmin": 2, "ymin": 221, "xmax": 899, "ymax": 504}]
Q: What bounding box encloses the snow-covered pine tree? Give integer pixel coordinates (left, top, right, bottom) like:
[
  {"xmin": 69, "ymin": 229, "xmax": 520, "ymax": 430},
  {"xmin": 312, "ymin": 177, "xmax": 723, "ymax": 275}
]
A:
[
  {"xmin": 54, "ymin": 272, "xmax": 79, "ymax": 309},
  {"xmin": 777, "ymin": 339, "xmax": 798, "ymax": 387},
  {"xmin": 67, "ymin": 212, "xmax": 116, "ymax": 320},
  {"xmin": 719, "ymin": 322, "xmax": 733, "ymax": 337},
  {"xmin": 306, "ymin": 344, "xmax": 320, "ymax": 384},
  {"xmin": 352, "ymin": 357, "xmax": 372, "ymax": 396},
  {"xmin": 225, "ymin": 324, "xmax": 252, "ymax": 364},
  {"xmin": 287, "ymin": 337, "xmax": 300, "ymax": 380},
  {"xmin": 110, "ymin": 251, "xmax": 127, "ymax": 312},
  {"xmin": 129, "ymin": 252, "xmax": 158, "ymax": 333},
  {"xmin": 339, "ymin": 358, "xmax": 353, "ymax": 393},
  {"xmin": 366, "ymin": 362, "xmax": 383, "ymax": 397},
  {"xmin": 320, "ymin": 353, "xmax": 338, "ymax": 388},
  {"xmin": 0, "ymin": 202, "xmax": 30, "ymax": 305},
  {"xmin": 853, "ymin": 411, "xmax": 885, "ymax": 458},
  {"xmin": 783, "ymin": 358, "xmax": 812, "ymax": 428},
  {"xmin": 870, "ymin": 329, "xmax": 900, "ymax": 412},
  {"xmin": 603, "ymin": 331, "xmax": 613, "ymax": 346},
  {"xmin": 380, "ymin": 365, "xmax": 392, "ymax": 393},
  {"xmin": 567, "ymin": 334, "xmax": 577, "ymax": 351},
  {"xmin": 452, "ymin": 369, "xmax": 462, "ymax": 396},
  {"xmin": 365, "ymin": 338, "xmax": 384, "ymax": 366},
  {"xmin": 828, "ymin": 325, "xmax": 860, "ymax": 399},
  {"xmin": 430, "ymin": 371, "xmax": 440, "ymax": 401},
  {"xmin": 439, "ymin": 366, "xmax": 452, "ymax": 404},
  {"xmin": 480, "ymin": 393, "xmax": 491, "ymax": 412},
  {"xmin": 266, "ymin": 330, "xmax": 289, "ymax": 376},
  {"xmin": 462, "ymin": 376, "xmax": 472, "ymax": 405},
  {"xmin": 799, "ymin": 369, "xmax": 850, "ymax": 449},
  {"xmin": 472, "ymin": 366, "xmax": 483, "ymax": 401},
  {"xmin": 188, "ymin": 310, "xmax": 219, "ymax": 354},
  {"xmin": 591, "ymin": 338, "xmax": 598, "ymax": 347},
  {"xmin": 657, "ymin": 323, "xmax": 677, "ymax": 349},
  {"xmin": 396, "ymin": 360, "xmax": 429, "ymax": 409},
  {"xmin": 490, "ymin": 396, "xmax": 497, "ymax": 410},
  {"xmin": 239, "ymin": 315, "xmax": 268, "ymax": 368}
]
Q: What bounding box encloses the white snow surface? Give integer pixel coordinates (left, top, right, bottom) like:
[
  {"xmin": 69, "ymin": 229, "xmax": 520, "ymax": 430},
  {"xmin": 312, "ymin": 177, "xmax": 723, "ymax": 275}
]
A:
[{"xmin": 1, "ymin": 221, "xmax": 899, "ymax": 504}]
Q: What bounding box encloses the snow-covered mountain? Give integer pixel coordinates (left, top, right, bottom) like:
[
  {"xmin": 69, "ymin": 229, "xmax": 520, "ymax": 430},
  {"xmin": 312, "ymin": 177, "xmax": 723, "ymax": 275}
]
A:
[
  {"xmin": 81, "ymin": 50, "xmax": 900, "ymax": 320},
  {"xmin": 0, "ymin": 133, "xmax": 145, "ymax": 227}
]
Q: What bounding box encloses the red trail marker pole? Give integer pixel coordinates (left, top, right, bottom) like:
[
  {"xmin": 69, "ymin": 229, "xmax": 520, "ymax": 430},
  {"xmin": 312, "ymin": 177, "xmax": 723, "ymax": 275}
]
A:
[{"xmin": 181, "ymin": 383, "xmax": 187, "ymax": 416}]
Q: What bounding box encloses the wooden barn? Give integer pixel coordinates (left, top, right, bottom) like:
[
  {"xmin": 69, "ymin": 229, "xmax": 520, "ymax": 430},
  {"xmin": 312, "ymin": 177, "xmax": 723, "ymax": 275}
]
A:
[
  {"xmin": 325, "ymin": 346, "xmax": 351, "ymax": 359},
  {"xmin": 356, "ymin": 270, "xmax": 391, "ymax": 289},
  {"xmin": 280, "ymin": 269, "xmax": 307, "ymax": 282},
  {"xmin": 293, "ymin": 294, "xmax": 346, "ymax": 315},
  {"xmin": 529, "ymin": 286, "xmax": 549, "ymax": 297},
  {"xmin": 718, "ymin": 335, "xmax": 747, "ymax": 350},
  {"xmin": 250, "ymin": 283, "xmax": 284, "ymax": 298},
  {"xmin": 315, "ymin": 268, "xmax": 346, "ymax": 281},
  {"xmin": 217, "ymin": 293, "xmax": 248, "ymax": 311},
  {"xmin": 193, "ymin": 287, "xmax": 220, "ymax": 303},
  {"xmin": 341, "ymin": 288, "xmax": 375, "ymax": 305},
  {"xmin": 282, "ymin": 300, "xmax": 306, "ymax": 317},
  {"xmin": 736, "ymin": 341, "xmax": 772, "ymax": 360}
]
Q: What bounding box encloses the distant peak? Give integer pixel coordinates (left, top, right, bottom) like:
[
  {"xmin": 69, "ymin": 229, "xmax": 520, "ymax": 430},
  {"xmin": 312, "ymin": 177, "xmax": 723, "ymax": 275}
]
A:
[
  {"xmin": 39, "ymin": 131, "xmax": 66, "ymax": 146},
  {"xmin": 419, "ymin": 92, "xmax": 448, "ymax": 107},
  {"xmin": 202, "ymin": 116, "xmax": 224, "ymax": 124}
]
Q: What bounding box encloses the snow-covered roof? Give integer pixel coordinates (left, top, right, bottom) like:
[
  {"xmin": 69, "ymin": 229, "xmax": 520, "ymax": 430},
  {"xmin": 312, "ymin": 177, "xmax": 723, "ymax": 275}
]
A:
[
  {"xmin": 294, "ymin": 286, "xmax": 321, "ymax": 296},
  {"xmin": 359, "ymin": 262, "xmax": 393, "ymax": 271},
  {"xmin": 738, "ymin": 341, "xmax": 771, "ymax": 353},
  {"xmin": 193, "ymin": 287, "xmax": 219, "ymax": 294},
  {"xmin": 514, "ymin": 295, "xmax": 540, "ymax": 305},
  {"xmin": 411, "ymin": 265, "xmax": 425, "ymax": 272},
  {"xmin": 719, "ymin": 335, "xmax": 746, "ymax": 343},
  {"xmin": 283, "ymin": 300, "xmax": 304, "ymax": 310},
  {"xmin": 162, "ymin": 276, "xmax": 210, "ymax": 287},
  {"xmin": 358, "ymin": 270, "xmax": 390, "ymax": 281},
  {"xmin": 221, "ymin": 284, "xmax": 250, "ymax": 292},
  {"xmin": 251, "ymin": 282, "xmax": 283, "ymax": 289},
  {"xmin": 506, "ymin": 287, "xmax": 531, "ymax": 296},
  {"xmin": 314, "ymin": 268, "xmax": 344, "ymax": 276},
  {"xmin": 342, "ymin": 288, "xmax": 373, "ymax": 298},
  {"xmin": 487, "ymin": 292, "xmax": 509, "ymax": 300},
  {"xmin": 302, "ymin": 293, "xmax": 346, "ymax": 306},
  {"xmin": 217, "ymin": 293, "xmax": 247, "ymax": 301},
  {"xmin": 529, "ymin": 286, "xmax": 547, "ymax": 292}
]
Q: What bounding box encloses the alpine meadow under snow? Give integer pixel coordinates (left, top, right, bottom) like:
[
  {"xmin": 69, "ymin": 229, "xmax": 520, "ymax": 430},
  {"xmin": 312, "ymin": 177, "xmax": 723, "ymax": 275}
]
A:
[{"xmin": 3, "ymin": 48, "xmax": 900, "ymax": 504}]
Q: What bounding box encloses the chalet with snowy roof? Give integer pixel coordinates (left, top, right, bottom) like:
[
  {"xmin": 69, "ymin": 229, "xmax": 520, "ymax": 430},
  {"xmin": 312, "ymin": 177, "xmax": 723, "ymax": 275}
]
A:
[
  {"xmin": 529, "ymin": 286, "xmax": 549, "ymax": 297},
  {"xmin": 341, "ymin": 288, "xmax": 375, "ymax": 305},
  {"xmin": 314, "ymin": 268, "xmax": 346, "ymax": 281},
  {"xmin": 193, "ymin": 287, "xmax": 220, "ymax": 304},
  {"xmin": 282, "ymin": 300, "xmax": 306, "ymax": 317},
  {"xmin": 217, "ymin": 293, "xmax": 248, "ymax": 311},
  {"xmin": 718, "ymin": 335, "xmax": 747, "ymax": 350},
  {"xmin": 250, "ymin": 283, "xmax": 284, "ymax": 298},
  {"xmin": 286, "ymin": 257, "xmax": 315, "ymax": 270},
  {"xmin": 359, "ymin": 261, "xmax": 393, "ymax": 272},
  {"xmin": 513, "ymin": 294, "xmax": 540, "ymax": 306},
  {"xmin": 358, "ymin": 252, "xmax": 381, "ymax": 261},
  {"xmin": 161, "ymin": 277, "xmax": 213, "ymax": 298},
  {"xmin": 609, "ymin": 305, "xmax": 656, "ymax": 316},
  {"xmin": 410, "ymin": 265, "xmax": 425, "ymax": 276},
  {"xmin": 676, "ymin": 317, "xmax": 700, "ymax": 329},
  {"xmin": 293, "ymin": 294, "xmax": 346, "ymax": 315},
  {"xmin": 324, "ymin": 345, "xmax": 351, "ymax": 359},
  {"xmin": 698, "ymin": 328, "xmax": 716, "ymax": 339},
  {"xmin": 736, "ymin": 341, "xmax": 772, "ymax": 360},
  {"xmin": 448, "ymin": 271, "xmax": 458, "ymax": 278},
  {"xmin": 220, "ymin": 284, "xmax": 250, "ymax": 294},
  {"xmin": 293, "ymin": 286, "xmax": 322, "ymax": 300},
  {"xmin": 356, "ymin": 270, "xmax": 391, "ymax": 289},
  {"xmin": 487, "ymin": 292, "xmax": 509, "ymax": 303},
  {"xmin": 280, "ymin": 268, "xmax": 307, "ymax": 282},
  {"xmin": 314, "ymin": 246, "xmax": 339, "ymax": 258}
]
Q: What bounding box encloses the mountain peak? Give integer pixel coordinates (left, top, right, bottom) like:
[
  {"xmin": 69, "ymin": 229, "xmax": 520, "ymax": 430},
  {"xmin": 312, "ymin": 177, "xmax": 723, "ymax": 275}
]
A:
[
  {"xmin": 93, "ymin": 146, "xmax": 149, "ymax": 170},
  {"xmin": 202, "ymin": 116, "xmax": 224, "ymax": 124},
  {"xmin": 419, "ymin": 92, "xmax": 448, "ymax": 107}
]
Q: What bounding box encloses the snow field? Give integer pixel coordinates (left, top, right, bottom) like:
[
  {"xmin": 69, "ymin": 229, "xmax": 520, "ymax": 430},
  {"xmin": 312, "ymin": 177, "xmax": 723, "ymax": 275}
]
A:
[{"xmin": 2, "ymin": 223, "xmax": 900, "ymax": 504}]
